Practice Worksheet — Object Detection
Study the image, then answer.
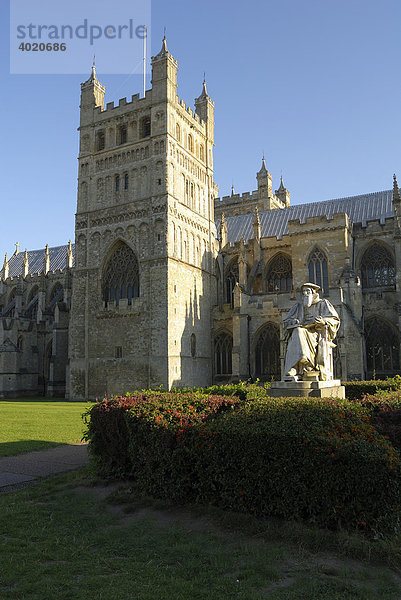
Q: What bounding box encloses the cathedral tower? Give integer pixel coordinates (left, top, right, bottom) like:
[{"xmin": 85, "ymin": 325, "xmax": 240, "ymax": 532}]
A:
[{"xmin": 68, "ymin": 39, "xmax": 217, "ymax": 400}]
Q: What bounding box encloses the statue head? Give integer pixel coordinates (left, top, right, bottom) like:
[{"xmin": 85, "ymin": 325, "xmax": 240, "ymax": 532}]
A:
[{"xmin": 301, "ymin": 283, "xmax": 320, "ymax": 307}]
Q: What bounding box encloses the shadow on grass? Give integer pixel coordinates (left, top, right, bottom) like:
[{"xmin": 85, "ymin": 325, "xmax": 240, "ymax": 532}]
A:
[
  {"xmin": 0, "ymin": 398, "xmax": 85, "ymax": 403},
  {"xmin": 0, "ymin": 440, "xmax": 71, "ymax": 458}
]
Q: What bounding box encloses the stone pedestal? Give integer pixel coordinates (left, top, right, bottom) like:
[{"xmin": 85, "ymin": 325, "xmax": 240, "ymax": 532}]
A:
[{"xmin": 268, "ymin": 380, "xmax": 345, "ymax": 399}]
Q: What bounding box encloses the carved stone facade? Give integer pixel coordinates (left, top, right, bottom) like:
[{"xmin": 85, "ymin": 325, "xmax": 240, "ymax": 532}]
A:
[
  {"xmin": 0, "ymin": 245, "xmax": 73, "ymax": 397},
  {"xmin": 1, "ymin": 39, "xmax": 400, "ymax": 398}
]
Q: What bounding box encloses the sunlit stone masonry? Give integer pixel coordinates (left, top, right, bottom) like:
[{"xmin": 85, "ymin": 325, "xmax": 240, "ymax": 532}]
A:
[{"xmin": 1, "ymin": 38, "xmax": 400, "ymax": 398}]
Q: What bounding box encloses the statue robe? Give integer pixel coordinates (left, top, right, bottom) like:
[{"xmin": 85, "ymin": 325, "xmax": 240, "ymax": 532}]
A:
[{"xmin": 283, "ymin": 298, "xmax": 340, "ymax": 380}]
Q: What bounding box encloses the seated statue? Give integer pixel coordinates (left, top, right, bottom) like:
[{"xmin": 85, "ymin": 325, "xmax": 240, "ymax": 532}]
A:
[{"xmin": 283, "ymin": 283, "xmax": 340, "ymax": 381}]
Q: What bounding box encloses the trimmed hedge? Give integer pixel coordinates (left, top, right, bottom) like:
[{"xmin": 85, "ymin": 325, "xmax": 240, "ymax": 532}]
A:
[
  {"xmin": 84, "ymin": 393, "xmax": 401, "ymax": 534},
  {"xmin": 344, "ymin": 377, "xmax": 401, "ymax": 401},
  {"xmin": 172, "ymin": 380, "xmax": 270, "ymax": 402}
]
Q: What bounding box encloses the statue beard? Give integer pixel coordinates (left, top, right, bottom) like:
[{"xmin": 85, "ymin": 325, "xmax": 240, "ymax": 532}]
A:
[{"xmin": 303, "ymin": 295, "xmax": 313, "ymax": 308}]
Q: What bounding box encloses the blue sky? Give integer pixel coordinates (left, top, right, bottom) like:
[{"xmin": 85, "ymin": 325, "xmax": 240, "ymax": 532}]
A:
[{"xmin": 1, "ymin": 0, "xmax": 401, "ymax": 255}]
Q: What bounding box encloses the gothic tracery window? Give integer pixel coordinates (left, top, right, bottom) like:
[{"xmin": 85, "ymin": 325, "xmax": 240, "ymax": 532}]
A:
[
  {"xmin": 308, "ymin": 247, "xmax": 329, "ymax": 293},
  {"xmin": 266, "ymin": 253, "xmax": 292, "ymax": 293},
  {"xmin": 214, "ymin": 332, "xmax": 233, "ymax": 377},
  {"xmin": 365, "ymin": 318, "xmax": 400, "ymax": 378},
  {"xmin": 254, "ymin": 324, "xmax": 281, "ymax": 381},
  {"xmin": 225, "ymin": 259, "xmax": 239, "ymax": 308},
  {"xmin": 360, "ymin": 243, "xmax": 395, "ymax": 289},
  {"xmin": 102, "ymin": 243, "xmax": 139, "ymax": 307}
]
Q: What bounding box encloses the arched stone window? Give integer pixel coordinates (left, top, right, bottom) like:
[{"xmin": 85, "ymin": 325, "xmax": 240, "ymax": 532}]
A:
[
  {"xmin": 47, "ymin": 283, "xmax": 64, "ymax": 316},
  {"xmin": 225, "ymin": 259, "xmax": 239, "ymax": 308},
  {"xmin": 308, "ymin": 247, "xmax": 329, "ymax": 293},
  {"xmin": 254, "ymin": 324, "xmax": 281, "ymax": 381},
  {"xmin": 176, "ymin": 123, "xmax": 181, "ymax": 142},
  {"xmin": 2, "ymin": 288, "xmax": 17, "ymax": 317},
  {"xmin": 214, "ymin": 332, "xmax": 233, "ymax": 376},
  {"xmin": 266, "ymin": 253, "xmax": 292, "ymax": 293},
  {"xmin": 190, "ymin": 333, "xmax": 196, "ymax": 358},
  {"xmin": 25, "ymin": 285, "xmax": 39, "ymax": 320},
  {"xmin": 360, "ymin": 243, "xmax": 395, "ymax": 289},
  {"xmin": 365, "ymin": 318, "xmax": 400, "ymax": 378},
  {"xmin": 50, "ymin": 283, "xmax": 64, "ymax": 302},
  {"xmin": 96, "ymin": 130, "xmax": 105, "ymax": 151},
  {"xmin": 102, "ymin": 243, "xmax": 139, "ymax": 307},
  {"xmin": 215, "ymin": 260, "xmax": 221, "ymax": 304}
]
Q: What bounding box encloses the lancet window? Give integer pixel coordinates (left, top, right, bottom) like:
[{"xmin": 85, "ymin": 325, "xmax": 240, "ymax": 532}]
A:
[
  {"xmin": 254, "ymin": 324, "xmax": 281, "ymax": 381},
  {"xmin": 225, "ymin": 259, "xmax": 239, "ymax": 308},
  {"xmin": 308, "ymin": 247, "xmax": 329, "ymax": 293},
  {"xmin": 214, "ymin": 332, "xmax": 233, "ymax": 376}
]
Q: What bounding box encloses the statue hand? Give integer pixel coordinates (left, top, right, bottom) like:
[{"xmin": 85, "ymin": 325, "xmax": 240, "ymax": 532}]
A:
[{"xmin": 314, "ymin": 316, "xmax": 326, "ymax": 330}]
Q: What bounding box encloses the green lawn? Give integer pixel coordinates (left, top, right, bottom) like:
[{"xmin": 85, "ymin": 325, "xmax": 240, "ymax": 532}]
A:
[
  {"xmin": 0, "ymin": 471, "xmax": 400, "ymax": 600},
  {"xmin": 0, "ymin": 401, "xmax": 91, "ymax": 456}
]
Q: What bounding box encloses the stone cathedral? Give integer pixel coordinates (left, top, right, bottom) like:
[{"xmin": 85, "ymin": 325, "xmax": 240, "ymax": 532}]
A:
[{"xmin": 1, "ymin": 38, "xmax": 400, "ymax": 400}]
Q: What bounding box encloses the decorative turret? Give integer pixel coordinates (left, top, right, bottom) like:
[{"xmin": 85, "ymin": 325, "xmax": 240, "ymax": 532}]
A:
[
  {"xmin": 44, "ymin": 244, "xmax": 50, "ymax": 275},
  {"xmin": 275, "ymin": 176, "xmax": 291, "ymax": 207},
  {"xmin": 220, "ymin": 213, "xmax": 228, "ymax": 248},
  {"xmin": 3, "ymin": 253, "xmax": 9, "ymax": 279},
  {"xmin": 195, "ymin": 76, "xmax": 215, "ymax": 143},
  {"xmin": 23, "ymin": 249, "xmax": 29, "ymax": 278},
  {"xmin": 67, "ymin": 240, "xmax": 73, "ymax": 269},
  {"xmin": 392, "ymin": 174, "xmax": 401, "ymax": 237},
  {"xmin": 393, "ymin": 174, "xmax": 401, "ymax": 203},
  {"xmin": 80, "ymin": 61, "xmax": 105, "ymax": 127},
  {"xmin": 238, "ymin": 236, "xmax": 247, "ymax": 286},
  {"xmin": 253, "ymin": 207, "xmax": 261, "ymax": 242},
  {"xmin": 151, "ymin": 36, "xmax": 178, "ymax": 103},
  {"xmin": 256, "ymin": 157, "xmax": 273, "ymax": 203}
]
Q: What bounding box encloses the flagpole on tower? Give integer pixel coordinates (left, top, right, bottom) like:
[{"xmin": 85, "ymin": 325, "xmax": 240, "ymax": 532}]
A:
[{"xmin": 143, "ymin": 25, "xmax": 147, "ymax": 98}]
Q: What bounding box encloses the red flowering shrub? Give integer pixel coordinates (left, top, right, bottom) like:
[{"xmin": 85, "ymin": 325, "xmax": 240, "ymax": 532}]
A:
[
  {"xmin": 84, "ymin": 394, "xmax": 401, "ymax": 534},
  {"xmin": 83, "ymin": 391, "xmax": 239, "ymax": 478}
]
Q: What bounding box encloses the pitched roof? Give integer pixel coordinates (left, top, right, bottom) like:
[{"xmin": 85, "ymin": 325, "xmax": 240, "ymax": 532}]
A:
[
  {"xmin": 1, "ymin": 244, "xmax": 75, "ymax": 279},
  {"xmin": 216, "ymin": 189, "xmax": 394, "ymax": 243}
]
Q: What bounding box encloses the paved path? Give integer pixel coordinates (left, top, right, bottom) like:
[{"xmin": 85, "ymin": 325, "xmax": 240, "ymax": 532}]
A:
[{"xmin": 0, "ymin": 444, "xmax": 89, "ymax": 492}]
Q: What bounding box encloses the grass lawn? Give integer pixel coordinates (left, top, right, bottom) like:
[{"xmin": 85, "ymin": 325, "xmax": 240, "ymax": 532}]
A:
[
  {"xmin": 0, "ymin": 401, "xmax": 91, "ymax": 457},
  {"xmin": 0, "ymin": 470, "xmax": 400, "ymax": 600}
]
